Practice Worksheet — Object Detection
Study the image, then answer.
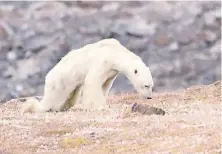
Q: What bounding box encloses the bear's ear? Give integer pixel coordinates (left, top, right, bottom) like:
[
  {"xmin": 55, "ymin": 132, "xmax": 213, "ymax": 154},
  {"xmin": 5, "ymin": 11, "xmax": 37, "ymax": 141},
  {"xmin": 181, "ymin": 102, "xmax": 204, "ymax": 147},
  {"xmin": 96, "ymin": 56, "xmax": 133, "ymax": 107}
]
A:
[{"xmin": 134, "ymin": 69, "xmax": 138, "ymax": 74}]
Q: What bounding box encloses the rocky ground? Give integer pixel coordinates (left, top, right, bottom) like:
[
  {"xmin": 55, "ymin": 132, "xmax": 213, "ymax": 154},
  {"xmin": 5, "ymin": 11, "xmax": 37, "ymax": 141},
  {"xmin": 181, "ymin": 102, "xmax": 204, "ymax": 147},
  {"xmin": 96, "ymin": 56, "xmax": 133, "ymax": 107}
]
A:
[
  {"xmin": 0, "ymin": 1, "xmax": 221, "ymax": 102},
  {"xmin": 0, "ymin": 81, "xmax": 221, "ymax": 154}
]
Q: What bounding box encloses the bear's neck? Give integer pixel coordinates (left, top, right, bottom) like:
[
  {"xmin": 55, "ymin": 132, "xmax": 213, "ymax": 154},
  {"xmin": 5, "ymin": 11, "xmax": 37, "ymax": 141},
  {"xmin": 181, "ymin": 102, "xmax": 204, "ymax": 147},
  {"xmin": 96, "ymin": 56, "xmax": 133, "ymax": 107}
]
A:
[{"xmin": 112, "ymin": 51, "xmax": 140, "ymax": 77}]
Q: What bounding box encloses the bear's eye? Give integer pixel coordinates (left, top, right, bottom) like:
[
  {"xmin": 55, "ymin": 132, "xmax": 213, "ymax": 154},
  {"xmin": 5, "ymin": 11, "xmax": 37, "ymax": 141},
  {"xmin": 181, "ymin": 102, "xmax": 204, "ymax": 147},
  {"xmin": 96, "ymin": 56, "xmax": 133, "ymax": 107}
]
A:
[{"xmin": 134, "ymin": 69, "xmax": 138, "ymax": 74}]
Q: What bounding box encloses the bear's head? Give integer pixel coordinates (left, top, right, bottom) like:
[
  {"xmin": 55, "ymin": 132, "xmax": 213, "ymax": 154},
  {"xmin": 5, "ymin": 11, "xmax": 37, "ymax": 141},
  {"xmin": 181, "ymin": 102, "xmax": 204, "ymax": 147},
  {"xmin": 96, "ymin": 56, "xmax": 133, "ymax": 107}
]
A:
[{"xmin": 127, "ymin": 59, "xmax": 154, "ymax": 99}]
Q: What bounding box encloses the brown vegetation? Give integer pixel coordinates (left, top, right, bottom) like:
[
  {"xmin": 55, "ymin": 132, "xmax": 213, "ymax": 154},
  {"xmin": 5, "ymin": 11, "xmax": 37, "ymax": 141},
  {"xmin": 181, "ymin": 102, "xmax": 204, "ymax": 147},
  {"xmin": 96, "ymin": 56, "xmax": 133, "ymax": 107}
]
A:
[{"xmin": 0, "ymin": 81, "xmax": 221, "ymax": 154}]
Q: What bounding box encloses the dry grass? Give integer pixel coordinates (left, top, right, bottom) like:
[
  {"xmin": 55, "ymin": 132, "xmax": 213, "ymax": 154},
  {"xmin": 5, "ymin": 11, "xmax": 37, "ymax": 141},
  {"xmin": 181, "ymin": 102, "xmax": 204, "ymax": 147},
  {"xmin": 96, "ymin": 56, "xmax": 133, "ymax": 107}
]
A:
[{"xmin": 0, "ymin": 81, "xmax": 221, "ymax": 154}]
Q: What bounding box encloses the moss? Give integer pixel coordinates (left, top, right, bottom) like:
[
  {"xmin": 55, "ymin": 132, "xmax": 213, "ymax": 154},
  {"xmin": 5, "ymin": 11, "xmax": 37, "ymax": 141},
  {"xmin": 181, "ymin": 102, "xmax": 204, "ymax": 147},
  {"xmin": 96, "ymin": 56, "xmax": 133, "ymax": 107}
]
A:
[
  {"xmin": 60, "ymin": 137, "xmax": 87, "ymax": 148},
  {"xmin": 42, "ymin": 128, "xmax": 73, "ymax": 136}
]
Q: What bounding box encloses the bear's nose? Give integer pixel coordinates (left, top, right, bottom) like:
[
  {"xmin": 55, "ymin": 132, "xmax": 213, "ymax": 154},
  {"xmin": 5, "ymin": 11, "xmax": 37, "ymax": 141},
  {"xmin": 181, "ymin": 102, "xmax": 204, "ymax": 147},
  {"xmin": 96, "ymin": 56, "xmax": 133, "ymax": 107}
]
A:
[{"xmin": 147, "ymin": 97, "xmax": 152, "ymax": 99}]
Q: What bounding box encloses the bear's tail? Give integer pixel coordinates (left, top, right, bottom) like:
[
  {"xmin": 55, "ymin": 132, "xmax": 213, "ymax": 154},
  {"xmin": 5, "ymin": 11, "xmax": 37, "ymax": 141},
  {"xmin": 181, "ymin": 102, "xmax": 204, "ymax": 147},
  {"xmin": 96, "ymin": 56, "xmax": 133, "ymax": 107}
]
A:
[{"xmin": 20, "ymin": 97, "xmax": 49, "ymax": 113}]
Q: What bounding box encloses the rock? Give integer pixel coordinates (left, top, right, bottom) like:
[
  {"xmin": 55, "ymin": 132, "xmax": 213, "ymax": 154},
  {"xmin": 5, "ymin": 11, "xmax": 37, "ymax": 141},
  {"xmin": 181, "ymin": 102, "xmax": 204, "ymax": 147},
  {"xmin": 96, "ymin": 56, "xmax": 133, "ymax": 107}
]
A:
[
  {"xmin": 101, "ymin": 2, "xmax": 119, "ymax": 12},
  {"xmin": 108, "ymin": 21, "xmax": 129, "ymax": 37},
  {"xmin": 204, "ymin": 30, "xmax": 217, "ymax": 43},
  {"xmin": 15, "ymin": 84, "xmax": 23, "ymax": 92},
  {"xmin": 153, "ymin": 34, "xmax": 170, "ymax": 46},
  {"xmin": 209, "ymin": 41, "xmax": 221, "ymax": 58},
  {"xmin": 2, "ymin": 66, "xmax": 14, "ymax": 79},
  {"xmin": 0, "ymin": 21, "xmax": 15, "ymax": 37},
  {"xmin": 214, "ymin": 10, "xmax": 221, "ymax": 23},
  {"xmin": 26, "ymin": 2, "xmax": 67, "ymax": 19},
  {"xmin": 24, "ymin": 34, "xmax": 54, "ymax": 53},
  {"xmin": 9, "ymin": 89, "xmax": 20, "ymax": 98},
  {"xmin": 187, "ymin": 2, "xmax": 202, "ymax": 16},
  {"xmin": 175, "ymin": 29, "xmax": 192, "ymax": 45},
  {"xmin": 131, "ymin": 103, "xmax": 165, "ymax": 115},
  {"xmin": 0, "ymin": 4, "xmax": 15, "ymax": 12},
  {"xmin": 126, "ymin": 38, "xmax": 148, "ymax": 53},
  {"xmin": 193, "ymin": 58, "xmax": 213, "ymax": 74},
  {"xmin": 126, "ymin": 22, "xmax": 157, "ymax": 37},
  {"xmin": 204, "ymin": 9, "xmax": 221, "ymax": 27},
  {"xmin": 168, "ymin": 42, "xmax": 179, "ymax": 51},
  {"xmin": 7, "ymin": 51, "xmax": 17, "ymax": 61},
  {"xmin": 76, "ymin": 1, "xmax": 103, "ymax": 8},
  {"xmin": 125, "ymin": 1, "xmax": 144, "ymax": 7},
  {"xmin": 0, "ymin": 25, "xmax": 8, "ymax": 40},
  {"xmin": 22, "ymin": 28, "xmax": 36, "ymax": 39}
]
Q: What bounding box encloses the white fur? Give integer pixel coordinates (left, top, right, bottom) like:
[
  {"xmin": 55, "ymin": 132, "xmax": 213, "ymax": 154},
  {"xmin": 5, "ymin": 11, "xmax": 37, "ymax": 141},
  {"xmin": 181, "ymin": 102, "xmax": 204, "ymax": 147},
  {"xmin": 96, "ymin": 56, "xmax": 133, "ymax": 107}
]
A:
[{"xmin": 22, "ymin": 38, "xmax": 154, "ymax": 113}]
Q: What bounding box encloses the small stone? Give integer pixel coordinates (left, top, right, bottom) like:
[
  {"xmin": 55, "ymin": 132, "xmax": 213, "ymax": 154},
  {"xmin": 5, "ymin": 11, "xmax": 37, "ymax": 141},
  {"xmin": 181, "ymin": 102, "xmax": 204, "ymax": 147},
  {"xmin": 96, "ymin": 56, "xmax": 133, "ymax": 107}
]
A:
[
  {"xmin": 20, "ymin": 23, "xmax": 29, "ymax": 31},
  {"xmin": 0, "ymin": 4, "xmax": 15, "ymax": 12},
  {"xmin": 0, "ymin": 26, "xmax": 8, "ymax": 40},
  {"xmin": 101, "ymin": 2, "xmax": 119, "ymax": 12},
  {"xmin": 24, "ymin": 50, "xmax": 32, "ymax": 58},
  {"xmin": 168, "ymin": 42, "xmax": 179, "ymax": 51},
  {"xmin": 9, "ymin": 90, "xmax": 20, "ymax": 98},
  {"xmin": 2, "ymin": 66, "xmax": 14, "ymax": 79},
  {"xmin": 109, "ymin": 22, "xmax": 128, "ymax": 36},
  {"xmin": 89, "ymin": 132, "xmax": 95, "ymax": 136},
  {"xmin": 175, "ymin": 30, "xmax": 192, "ymax": 45},
  {"xmin": 188, "ymin": 3, "xmax": 202, "ymax": 16},
  {"xmin": 23, "ymin": 29, "xmax": 36, "ymax": 39},
  {"xmin": 210, "ymin": 41, "xmax": 221, "ymax": 58},
  {"xmin": 15, "ymin": 84, "xmax": 23, "ymax": 92},
  {"xmin": 131, "ymin": 103, "xmax": 166, "ymax": 115},
  {"xmin": 7, "ymin": 51, "xmax": 17, "ymax": 61},
  {"xmin": 204, "ymin": 9, "xmax": 220, "ymax": 27},
  {"xmin": 173, "ymin": 6, "xmax": 183, "ymax": 20},
  {"xmin": 24, "ymin": 34, "xmax": 53, "ymax": 53},
  {"xmin": 204, "ymin": 30, "xmax": 217, "ymax": 43},
  {"xmin": 127, "ymin": 22, "xmax": 157, "ymax": 37},
  {"xmin": 204, "ymin": 13, "xmax": 215, "ymax": 26},
  {"xmin": 153, "ymin": 34, "xmax": 170, "ymax": 46},
  {"xmin": 77, "ymin": 1, "xmax": 103, "ymax": 8}
]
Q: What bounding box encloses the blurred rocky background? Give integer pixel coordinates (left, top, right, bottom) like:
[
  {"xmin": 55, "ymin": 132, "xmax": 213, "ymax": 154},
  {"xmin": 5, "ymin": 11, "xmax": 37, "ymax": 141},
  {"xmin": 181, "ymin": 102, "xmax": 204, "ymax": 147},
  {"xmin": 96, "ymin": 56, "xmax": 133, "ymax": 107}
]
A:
[{"xmin": 0, "ymin": 1, "xmax": 221, "ymax": 102}]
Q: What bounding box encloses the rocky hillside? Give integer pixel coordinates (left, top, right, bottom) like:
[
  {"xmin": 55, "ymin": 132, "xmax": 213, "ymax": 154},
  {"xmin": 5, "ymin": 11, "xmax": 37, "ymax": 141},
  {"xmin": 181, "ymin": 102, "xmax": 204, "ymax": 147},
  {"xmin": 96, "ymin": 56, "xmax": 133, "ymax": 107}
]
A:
[
  {"xmin": 0, "ymin": 81, "xmax": 221, "ymax": 154},
  {"xmin": 0, "ymin": 1, "xmax": 221, "ymax": 102}
]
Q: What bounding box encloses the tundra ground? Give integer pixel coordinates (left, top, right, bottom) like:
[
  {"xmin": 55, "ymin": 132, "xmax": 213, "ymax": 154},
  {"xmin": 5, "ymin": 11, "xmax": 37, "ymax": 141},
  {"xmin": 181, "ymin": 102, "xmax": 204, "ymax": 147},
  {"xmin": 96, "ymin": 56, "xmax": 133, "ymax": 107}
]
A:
[{"xmin": 0, "ymin": 81, "xmax": 221, "ymax": 154}]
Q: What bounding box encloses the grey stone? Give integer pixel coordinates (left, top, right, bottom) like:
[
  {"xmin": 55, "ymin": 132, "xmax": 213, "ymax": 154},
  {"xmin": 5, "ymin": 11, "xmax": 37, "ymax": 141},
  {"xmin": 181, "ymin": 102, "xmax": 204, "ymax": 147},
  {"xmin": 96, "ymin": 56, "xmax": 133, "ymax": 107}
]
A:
[
  {"xmin": 175, "ymin": 29, "xmax": 192, "ymax": 45},
  {"xmin": 204, "ymin": 9, "xmax": 221, "ymax": 27},
  {"xmin": 6, "ymin": 51, "xmax": 17, "ymax": 61},
  {"xmin": 2, "ymin": 67, "xmax": 14, "ymax": 79},
  {"xmin": 24, "ymin": 34, "xmax": 54, "ymax": 53},
  {"xmin": 209, "ymin": 41, "xmax": 221, "ymax": 58},
  {"xmin": 101, "ymin": 2, "xmax": 119, "ymax": 12},
  {"xmin": 109, "ymin": 22, "xmax": 129, "ymax": 36},
  {"xmin": 126, "ymin": 22, "xmax": 157, "ymax": 37},
  {"xmin": 76, "ymin": 1, "xmax": 103, "ymax": 8},
  {"xmin": 168, "ymin": 42, "xmax": 179, "ymax": 51},
  {"xmin": 15, "ymin": 84, "xmax": 23, "ymax": 92},
  {"xmin": 187, "ymin": 2, "xmax": 202, "ymax": 16},
  {"xmin": 204, "ymin": 30, "xmax": 217, "ymax": 43}
]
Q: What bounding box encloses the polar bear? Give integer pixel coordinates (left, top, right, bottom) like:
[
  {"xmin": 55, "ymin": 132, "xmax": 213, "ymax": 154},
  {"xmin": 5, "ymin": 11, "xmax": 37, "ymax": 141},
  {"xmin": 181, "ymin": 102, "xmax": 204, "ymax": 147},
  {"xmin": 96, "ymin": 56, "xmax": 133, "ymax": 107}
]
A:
[{"xmin": 21, "ymin": 38, "xmax": 154, "ymax": 113}]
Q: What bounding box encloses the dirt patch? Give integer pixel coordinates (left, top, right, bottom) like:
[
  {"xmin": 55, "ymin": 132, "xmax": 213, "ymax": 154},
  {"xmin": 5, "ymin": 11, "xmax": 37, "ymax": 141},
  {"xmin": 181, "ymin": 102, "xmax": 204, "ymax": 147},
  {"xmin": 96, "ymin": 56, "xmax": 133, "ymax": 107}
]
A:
[{"xmin": 0, "ymin": 81, "xmax": 221, "ymax": 154}]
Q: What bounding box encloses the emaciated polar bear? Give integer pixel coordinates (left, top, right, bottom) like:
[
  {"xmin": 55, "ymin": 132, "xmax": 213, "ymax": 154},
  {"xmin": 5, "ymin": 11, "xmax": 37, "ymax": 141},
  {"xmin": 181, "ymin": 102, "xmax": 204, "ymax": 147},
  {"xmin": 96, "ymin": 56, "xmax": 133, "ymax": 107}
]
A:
[{"xmin": 21, "ymin": 38, "xmax": 154, "ymax": 113}]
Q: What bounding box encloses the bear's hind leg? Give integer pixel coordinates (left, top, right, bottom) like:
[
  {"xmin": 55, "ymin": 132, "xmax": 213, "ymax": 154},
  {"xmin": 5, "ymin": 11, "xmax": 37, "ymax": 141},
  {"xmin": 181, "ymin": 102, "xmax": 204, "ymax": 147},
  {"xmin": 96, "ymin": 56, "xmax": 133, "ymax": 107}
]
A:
[
  {"xmin": 61, "ymin": 85, "xmax": 82, "ymax": 111},
  {"xmin": 41, "ymin": 81, "xmax": 78, "ymax": 112}
]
